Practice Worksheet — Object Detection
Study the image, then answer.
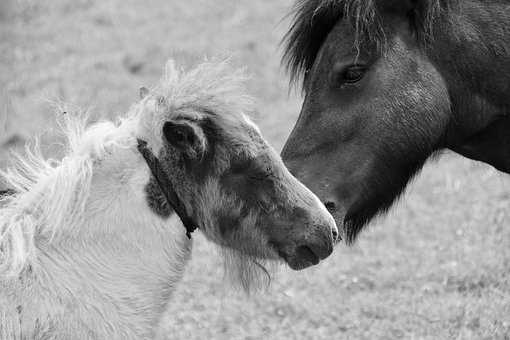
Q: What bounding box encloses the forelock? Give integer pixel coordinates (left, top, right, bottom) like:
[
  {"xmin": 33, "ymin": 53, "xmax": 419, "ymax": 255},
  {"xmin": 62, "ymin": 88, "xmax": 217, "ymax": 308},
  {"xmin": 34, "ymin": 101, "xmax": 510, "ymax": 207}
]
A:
[
  {"xmin": 136, "ymin": 59, "xmax": 257, "ymax": 156},
  {"xmin": 158, "ymin": 59, "xmax": 254, "ymax": 121},
  {"xmin": 282, "ymin": 0, "xmax": 381, "ymax": 88}
]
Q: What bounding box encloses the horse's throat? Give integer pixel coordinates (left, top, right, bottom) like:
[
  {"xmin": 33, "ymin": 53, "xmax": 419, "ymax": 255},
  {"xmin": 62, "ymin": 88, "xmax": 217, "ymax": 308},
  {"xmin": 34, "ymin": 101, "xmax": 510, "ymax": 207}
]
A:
[{"xmin": 453, "ymin": 116, "xmax": 510, "ymax": 173}]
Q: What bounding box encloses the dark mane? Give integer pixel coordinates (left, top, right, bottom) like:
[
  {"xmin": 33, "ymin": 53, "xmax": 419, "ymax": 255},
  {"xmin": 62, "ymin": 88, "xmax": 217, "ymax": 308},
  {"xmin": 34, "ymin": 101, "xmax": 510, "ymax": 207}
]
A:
[{"xmin": 282, "ymin": 0, "xmax": 451, "ymax": 88}]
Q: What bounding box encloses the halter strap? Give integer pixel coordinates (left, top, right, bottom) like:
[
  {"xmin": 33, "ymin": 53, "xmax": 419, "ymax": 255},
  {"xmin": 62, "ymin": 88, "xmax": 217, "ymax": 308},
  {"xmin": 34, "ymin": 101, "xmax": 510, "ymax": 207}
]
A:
[
  {"xmin": 0, "ymin": 189, "xmax": 15, "ymax": 198},
  {"xmin": 137, "ymin": 139, "xmax": 198, "ymax": 239}
]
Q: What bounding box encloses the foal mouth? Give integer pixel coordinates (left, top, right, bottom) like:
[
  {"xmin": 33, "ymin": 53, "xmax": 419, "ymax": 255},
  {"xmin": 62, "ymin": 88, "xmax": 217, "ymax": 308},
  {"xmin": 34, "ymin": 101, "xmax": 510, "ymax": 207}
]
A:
[
  {"xmin": 287, "ymin": 245, "xmax": 320, "ymax": 270},
  {"xmin": 278, "ymin": 243, "xmax": 328, "ymax": 271}
]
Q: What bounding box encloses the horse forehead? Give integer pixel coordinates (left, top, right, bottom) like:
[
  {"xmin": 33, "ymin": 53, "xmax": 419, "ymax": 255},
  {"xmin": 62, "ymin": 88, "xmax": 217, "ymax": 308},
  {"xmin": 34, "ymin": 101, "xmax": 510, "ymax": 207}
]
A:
[
  {"xmin": 326, "ymin": 20, "xmax": 358, "ymax": 51},
  {"xmin": 301, "ymin": 21, "xmax": 357, "ymax": 92},
  {"xmin": 319, "ymin": 19, "xmax": 382, "ymax": 66}
]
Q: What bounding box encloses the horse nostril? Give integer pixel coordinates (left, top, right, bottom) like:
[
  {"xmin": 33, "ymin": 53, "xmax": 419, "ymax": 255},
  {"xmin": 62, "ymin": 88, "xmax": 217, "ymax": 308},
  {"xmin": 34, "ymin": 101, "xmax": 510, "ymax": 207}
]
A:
[
  {"xmin": 331, "ymin": 228, "xmax": 339, "ymax": 241},
  {"xmin": 324, "ymin": 201, "xmax": 336, "ymax": 213}
]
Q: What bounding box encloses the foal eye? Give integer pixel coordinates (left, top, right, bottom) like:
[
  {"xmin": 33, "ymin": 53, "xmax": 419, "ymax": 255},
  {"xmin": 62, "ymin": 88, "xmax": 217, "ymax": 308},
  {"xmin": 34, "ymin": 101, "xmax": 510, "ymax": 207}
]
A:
[{"xmin": 174, "ymin": 130, "xmax": 186, "ymax": 143}]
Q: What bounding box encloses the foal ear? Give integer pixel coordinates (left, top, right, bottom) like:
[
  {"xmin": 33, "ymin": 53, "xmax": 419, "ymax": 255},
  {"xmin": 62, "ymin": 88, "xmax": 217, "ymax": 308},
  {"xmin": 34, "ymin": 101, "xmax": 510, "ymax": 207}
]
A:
[{"xmin": 162, "ymin": 120, "xmax": 207, "ymax": 160}]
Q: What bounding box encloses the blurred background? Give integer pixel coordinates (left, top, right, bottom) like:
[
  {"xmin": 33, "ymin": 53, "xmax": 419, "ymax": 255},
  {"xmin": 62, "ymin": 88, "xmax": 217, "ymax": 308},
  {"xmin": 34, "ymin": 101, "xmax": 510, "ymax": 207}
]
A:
[{"xmin": 1, "ymin": 0, "xmax": 509, "ymax": 339}]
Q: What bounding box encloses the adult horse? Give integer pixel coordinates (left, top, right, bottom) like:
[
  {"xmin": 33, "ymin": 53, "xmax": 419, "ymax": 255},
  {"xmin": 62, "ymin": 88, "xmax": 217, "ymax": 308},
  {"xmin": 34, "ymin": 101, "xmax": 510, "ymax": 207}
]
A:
[
  {"xmin": 0, "ymin": 61, "xmax": 336, "ymax": 339},
  {"xmin": 281, "ymin": 0, "xmax": 510, "ymax": 242}
]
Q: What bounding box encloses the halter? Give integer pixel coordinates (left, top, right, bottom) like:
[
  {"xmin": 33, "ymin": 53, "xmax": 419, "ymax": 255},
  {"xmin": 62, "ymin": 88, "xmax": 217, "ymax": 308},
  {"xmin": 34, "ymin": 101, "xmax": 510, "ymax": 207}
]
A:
[
  {"xmin": 0, "ymin": 189, "xmax": 15, "ymax": 198},
  {"xmin": 137, "ymin": 139, "xmax": 198, "ymax": 239}
]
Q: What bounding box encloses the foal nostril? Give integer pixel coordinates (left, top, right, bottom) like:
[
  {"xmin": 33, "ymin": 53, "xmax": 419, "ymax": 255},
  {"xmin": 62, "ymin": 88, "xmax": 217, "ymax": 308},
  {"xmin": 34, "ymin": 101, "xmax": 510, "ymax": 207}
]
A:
[{"xmin": 324, "ymin": 201, "xmax": 336, "ymax": 213}]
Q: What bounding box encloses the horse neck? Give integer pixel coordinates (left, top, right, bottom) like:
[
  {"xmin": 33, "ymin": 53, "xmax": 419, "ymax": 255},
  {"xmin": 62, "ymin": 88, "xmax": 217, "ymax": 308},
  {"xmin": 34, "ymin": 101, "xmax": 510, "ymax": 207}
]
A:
[
  {"xmin": 431, "ymin": 1, "xmax": 509, "ymax": 119},
  {"xmin": 430, "ymin": 1, "xmax": 510, "ymax": 171}
]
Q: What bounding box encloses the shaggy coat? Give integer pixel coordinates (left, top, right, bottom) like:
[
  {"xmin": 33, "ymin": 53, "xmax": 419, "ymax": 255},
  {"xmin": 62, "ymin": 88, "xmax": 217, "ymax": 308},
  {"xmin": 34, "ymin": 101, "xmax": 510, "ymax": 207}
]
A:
[{"xmin": 0, "ymin": 60, "xmax": 337, "ymax": 339}]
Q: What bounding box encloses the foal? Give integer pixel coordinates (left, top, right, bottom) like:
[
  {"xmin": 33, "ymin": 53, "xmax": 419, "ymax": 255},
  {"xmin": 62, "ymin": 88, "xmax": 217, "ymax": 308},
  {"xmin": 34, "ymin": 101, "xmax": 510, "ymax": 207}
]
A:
[{"xmin": 0, "ymin": 61, "xmax": 336, "ymax": 339}]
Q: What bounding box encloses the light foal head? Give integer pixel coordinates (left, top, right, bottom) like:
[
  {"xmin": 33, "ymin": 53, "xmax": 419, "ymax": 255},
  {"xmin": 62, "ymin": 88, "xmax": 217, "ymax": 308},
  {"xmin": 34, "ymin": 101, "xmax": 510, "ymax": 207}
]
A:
[{"xmin": 137, "ymin": 61, "xmax": 337, "ymax": 275}]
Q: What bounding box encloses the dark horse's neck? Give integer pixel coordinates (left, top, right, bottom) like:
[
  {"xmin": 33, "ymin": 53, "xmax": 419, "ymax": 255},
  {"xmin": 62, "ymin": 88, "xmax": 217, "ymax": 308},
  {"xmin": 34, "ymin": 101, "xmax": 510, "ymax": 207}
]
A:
[
  {"xmin": 454, "ymin": 117, "xmax": 510, "ymax": 173},
  {"xmin": 432, "ymin": 1, "xmax": 510, "ymax": 173}
]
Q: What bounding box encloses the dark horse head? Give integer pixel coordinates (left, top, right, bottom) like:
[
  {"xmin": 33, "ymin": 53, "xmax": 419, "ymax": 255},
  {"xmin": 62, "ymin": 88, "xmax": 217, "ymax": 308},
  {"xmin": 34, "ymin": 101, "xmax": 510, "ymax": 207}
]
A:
[{"xmin": 281, "ymin": 0, "xmax": 510, "ymax": 242}]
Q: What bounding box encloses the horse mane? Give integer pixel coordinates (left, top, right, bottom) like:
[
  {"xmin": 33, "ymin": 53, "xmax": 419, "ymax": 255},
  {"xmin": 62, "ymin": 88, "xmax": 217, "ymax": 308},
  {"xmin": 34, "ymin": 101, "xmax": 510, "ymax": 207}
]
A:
[
  {"xmin": 282, "ymin": 0, "xmax": 452, "ymax": 88},
  {"xmin": 0, "ymin": 59, "xmax": 253, "ymax": 279}
]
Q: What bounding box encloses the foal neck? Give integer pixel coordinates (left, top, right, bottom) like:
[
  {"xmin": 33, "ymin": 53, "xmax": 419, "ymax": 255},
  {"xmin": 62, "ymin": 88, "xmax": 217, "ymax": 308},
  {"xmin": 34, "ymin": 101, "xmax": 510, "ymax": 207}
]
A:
[{"xmin": 5, "ymin": 146, "xmax": 192, "ymax": 339}]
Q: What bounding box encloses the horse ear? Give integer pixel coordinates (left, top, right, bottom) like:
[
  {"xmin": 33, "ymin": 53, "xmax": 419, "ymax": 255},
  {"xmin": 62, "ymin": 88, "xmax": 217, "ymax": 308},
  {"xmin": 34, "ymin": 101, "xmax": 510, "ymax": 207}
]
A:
[
  {"xmin": 139, "ymin": 87, "xmax": 149, "ymax": 100},
  {"xmin": 162, "ymin": 120, "xmax": 207, "ymax": 160},
  {"xmin": 381, "ymin": 0, "xmax": 433, "ymax": 35}
]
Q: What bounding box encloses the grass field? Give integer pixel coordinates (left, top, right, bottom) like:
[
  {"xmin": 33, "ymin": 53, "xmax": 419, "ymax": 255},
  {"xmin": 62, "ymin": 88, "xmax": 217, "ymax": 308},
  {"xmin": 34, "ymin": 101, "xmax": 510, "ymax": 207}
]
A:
[{"xmin": 1, "ymin": 1, "xmax": 509, "ymax": 339}]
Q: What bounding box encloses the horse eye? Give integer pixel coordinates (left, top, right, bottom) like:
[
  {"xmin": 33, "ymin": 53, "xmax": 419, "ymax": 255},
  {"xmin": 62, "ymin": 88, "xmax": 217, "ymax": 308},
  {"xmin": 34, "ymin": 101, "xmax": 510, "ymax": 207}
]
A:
[
  {"xmin": 343, "ymin": 66, "xmax": 366, "ymax": 84},
  {"xmin": 333, "ymin": 65, "xmax": 366, "ymax": 87}
]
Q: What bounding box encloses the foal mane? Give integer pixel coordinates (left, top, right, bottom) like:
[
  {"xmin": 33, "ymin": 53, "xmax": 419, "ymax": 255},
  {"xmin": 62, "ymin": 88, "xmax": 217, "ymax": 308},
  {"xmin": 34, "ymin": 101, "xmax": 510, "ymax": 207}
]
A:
[
  {"xmin": 0, "ymin": 110, "xmax": 138, "ymax": 278},
  {"xmin": 282, "ymin": 0, "xmax": 453, "ymax": 88}
]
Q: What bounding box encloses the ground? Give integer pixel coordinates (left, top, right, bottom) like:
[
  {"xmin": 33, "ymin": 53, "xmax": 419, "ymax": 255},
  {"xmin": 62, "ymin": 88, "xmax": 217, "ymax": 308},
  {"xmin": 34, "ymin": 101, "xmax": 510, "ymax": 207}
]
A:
[{"xmin": 1, "ymin": 0, "xmax": 509, "ymax": 339}]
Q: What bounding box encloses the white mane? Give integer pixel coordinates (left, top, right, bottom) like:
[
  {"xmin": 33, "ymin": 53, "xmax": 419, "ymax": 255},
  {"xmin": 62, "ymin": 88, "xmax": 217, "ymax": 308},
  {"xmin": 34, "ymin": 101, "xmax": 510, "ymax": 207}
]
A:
[
  {"xmin": 0, "ymin": 59, "xmax": 249, "ymax": 279},
  {"xmin": 0, "ymin": 111, "xmax": 137, "ymax": 277}
]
